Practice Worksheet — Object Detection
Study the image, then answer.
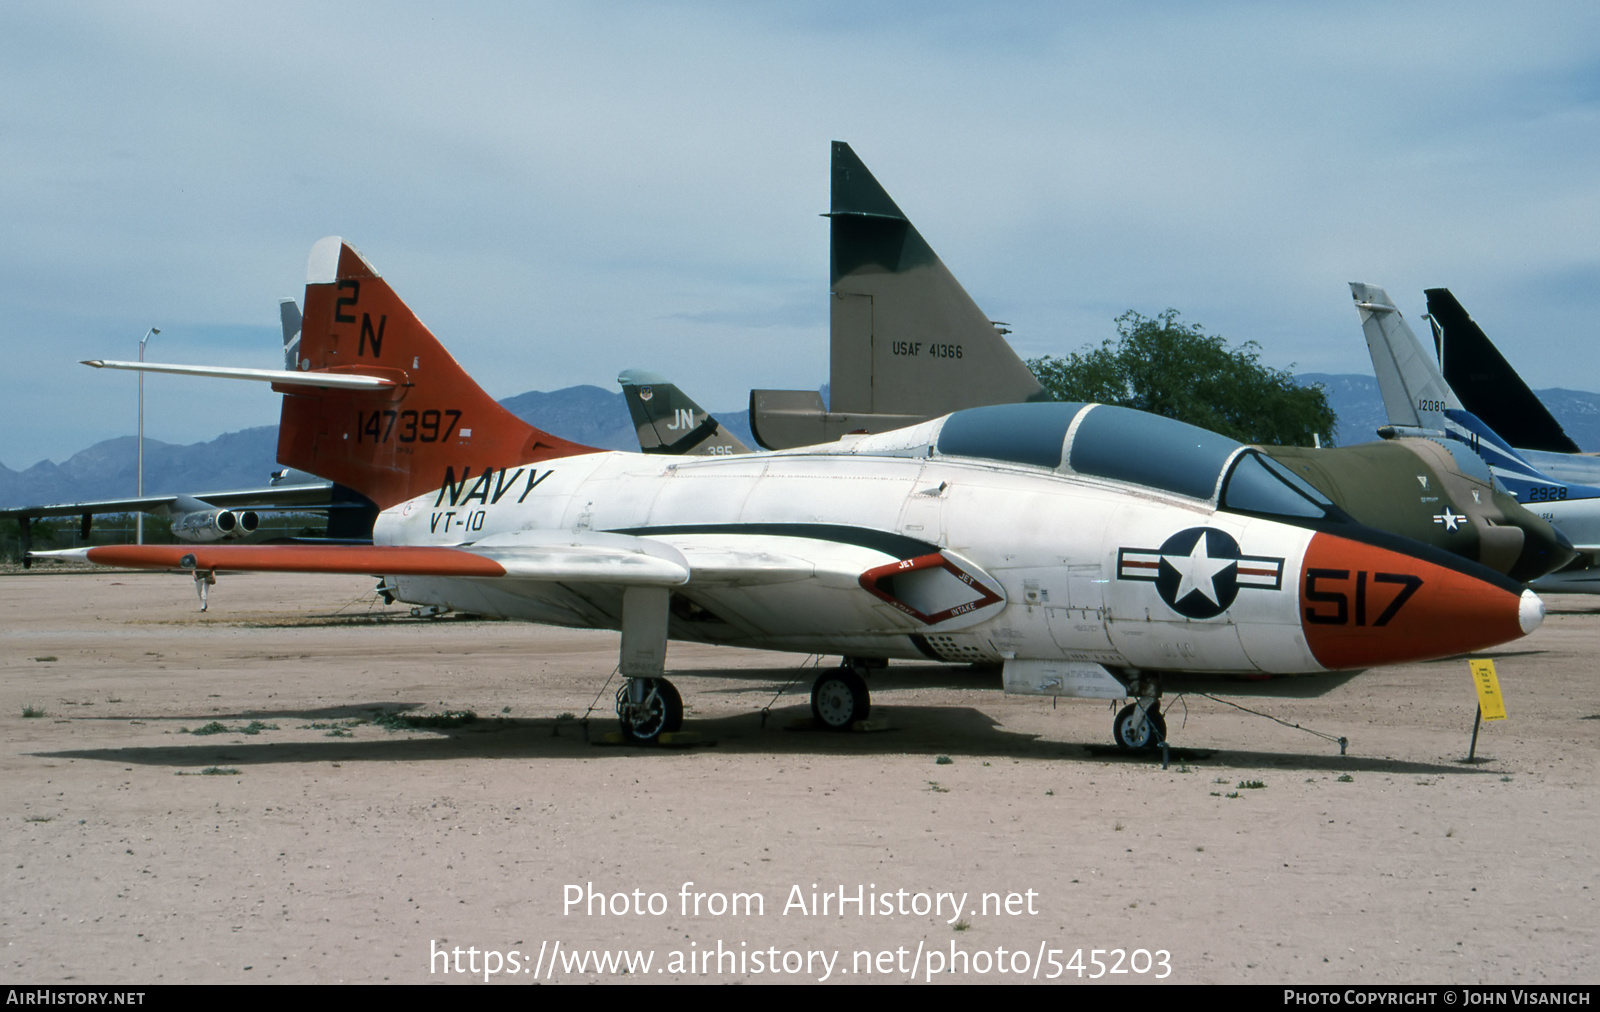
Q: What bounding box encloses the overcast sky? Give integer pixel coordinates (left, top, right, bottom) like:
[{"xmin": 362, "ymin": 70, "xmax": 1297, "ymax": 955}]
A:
[{"xmin": 6, "ymin": 1, "xmax": 1599, "ymax": 470}]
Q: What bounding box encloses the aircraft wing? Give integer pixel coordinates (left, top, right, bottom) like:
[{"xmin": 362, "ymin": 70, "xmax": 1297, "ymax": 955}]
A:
[
  {"xmin": 35, "ymin": 531, "xmax": 693, "ymax": 586},
  {"xmin": 30, "ymin": 530, "xmax": 904, "ymax": 590},
  {"xmin": 0, "ymin": 481, "xmax": 337, "ymax": 520}
]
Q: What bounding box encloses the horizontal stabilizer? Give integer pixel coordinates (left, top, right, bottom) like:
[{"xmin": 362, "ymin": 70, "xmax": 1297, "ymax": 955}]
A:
[{"xmin": 82, "ymin": 360, "xmax": 396, "ymax": 390}]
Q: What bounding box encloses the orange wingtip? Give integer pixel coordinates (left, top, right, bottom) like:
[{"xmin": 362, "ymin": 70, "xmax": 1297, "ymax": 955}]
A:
[{"xmin": 81, "ymin": 544, "xmax": 506, "ymax": 577}]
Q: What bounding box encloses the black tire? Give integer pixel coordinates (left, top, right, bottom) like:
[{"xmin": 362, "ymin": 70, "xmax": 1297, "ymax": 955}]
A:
[
  {"xmin": 619, "ymin": 678, "xmax": 683, "ymax": 744},
  {"xmin": 1112, "ymin": 702, "xmax": 1167, "ymax": 750},
  {"xmin": 811, "ymin": 668, "xmax": 870, "ymax": 731}
]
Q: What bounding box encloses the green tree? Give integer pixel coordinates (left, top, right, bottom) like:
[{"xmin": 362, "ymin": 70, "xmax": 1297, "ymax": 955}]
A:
[{"xmin": 1027, "ymin": 309, "xmax": 1336, "ymax": 446}]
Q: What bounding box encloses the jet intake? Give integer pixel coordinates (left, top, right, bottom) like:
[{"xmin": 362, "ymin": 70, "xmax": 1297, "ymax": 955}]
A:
[{"xmin": 172, "ymin": 508, "xmax": 260, "ymax": 543}]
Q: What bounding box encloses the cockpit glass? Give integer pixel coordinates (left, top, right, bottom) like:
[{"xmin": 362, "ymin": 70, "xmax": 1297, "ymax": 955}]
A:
[
  {"xmin": 936, "ymin": 402, "xmax": 1087, "ymax": 469},
  {"xmin": 1067, "ymin": 405, "xmax": 1241, "ymax": 500},
  {"xmin": 1221, "ymin": 450, "xmax": 1330, "ymax": 519}
]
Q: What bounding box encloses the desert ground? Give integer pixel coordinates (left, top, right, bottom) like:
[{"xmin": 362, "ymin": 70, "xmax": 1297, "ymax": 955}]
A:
[{"xmin": 1, "ymin": 566, "xmax": 1594, "ymax": 985}]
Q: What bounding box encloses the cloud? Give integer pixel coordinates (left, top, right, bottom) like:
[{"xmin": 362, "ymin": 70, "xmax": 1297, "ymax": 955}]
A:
[{"xmin": 5, "ymin": 1, "xmax": 1600, "ymax": 466}]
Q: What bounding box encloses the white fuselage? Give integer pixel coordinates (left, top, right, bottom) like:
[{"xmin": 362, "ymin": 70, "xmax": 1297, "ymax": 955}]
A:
[{"xmin": 373, "ymin": 444, "xmax": 1324, "ymax": 676}]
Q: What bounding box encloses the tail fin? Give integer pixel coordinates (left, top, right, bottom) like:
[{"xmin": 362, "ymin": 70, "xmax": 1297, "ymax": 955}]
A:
[
  {"xmin": 617, "ymin": 369, "xmax": 751, "ymax": 455},
  {"xmin": 1350, "ymin": 282, "xmax": 1461, "ymax": 434},
  {"xmin": 277, "ymin": 238, "xmax": 598, "ymax": 509},
  {"xmin": 1425, "ymin": 287, "xmax": 1581, "ymax": 454},
  {"xmin": 1351, "ymin": 282, "xmax": 1573, "ymax": 496},
  {"xmin": 751, "ymin": 142, "xmax": 1045, "ymax": 449}
]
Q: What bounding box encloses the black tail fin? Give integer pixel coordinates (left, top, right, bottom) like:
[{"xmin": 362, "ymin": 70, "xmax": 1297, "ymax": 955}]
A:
[{"xmin": 1426, "ymin": 288, "xmax": 1579, "ymax": 454}]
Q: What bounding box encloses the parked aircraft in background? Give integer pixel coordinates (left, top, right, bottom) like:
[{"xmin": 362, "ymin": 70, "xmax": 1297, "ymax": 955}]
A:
[
  {"xmin": 646, "ymin": 145, "xmax": 1573, "ymax": 585},
  {"xmin": 617, "ymin": 369, "xmax": 749, "ymax": 456},
  {"xmin": 749, "ymin": 142, "xmax": 1047, "ymax": 450},
  {"xmin": 40, "ymin": 238, "xmax": 1548, "ymax": 751},
  {"xmin": 4, "ymin": 297, "xmax": 381, "ymax": 567},
  {"xmin": 1353, "ymin": 283, "xmax": 1600, "ymax": 590},
  {"xmin": 1425, "ymin": 288, "xmax": 1600, "ymax": 488}
]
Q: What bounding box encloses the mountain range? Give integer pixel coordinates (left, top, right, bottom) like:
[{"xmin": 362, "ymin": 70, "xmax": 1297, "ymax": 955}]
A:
[{"xmin": 5, "ymin": 375, "xmax": 1598, "ymax": 509}]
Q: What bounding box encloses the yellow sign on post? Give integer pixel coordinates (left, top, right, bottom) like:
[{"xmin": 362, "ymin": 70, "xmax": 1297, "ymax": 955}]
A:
[{"xmin": 1468, "ymin": 659, "xmax": 1507, "ymax": 721}]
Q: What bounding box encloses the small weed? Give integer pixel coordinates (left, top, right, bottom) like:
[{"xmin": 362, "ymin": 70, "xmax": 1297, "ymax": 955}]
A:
[
  {"xmin": 1195, "ymin": 846, "xmax": 1205, "ymax": 852},
  {"xmin": 1237, "ymin": 780, "xmax": 1266, "ymax": 790},
  {"xmin": 1225, "ymin": 792, "xmax": 1240, "ymax": 799},
  {"xmin": 1044, "ymin": 789, "xmax": 1054, "ymax": 796},
  {"xmin": 935, "ymin": 755, "xmax": 953, "ymax": 765},
  {"xmin": 184, "ymin": 720, "xmax": 277, "ymax": 736},
  {"xmin": 1209, "ymin": 792, "xmax": 1221, "ymax": 797},
  {"xmin": 927, "ymin": 781, "xmax": 949, "ymax": 793},
  {"xmin": 21, "ymin": 705, "xmax": 45, "ymax": 719},
  {"xmin": 1176, "ymin": 763, "xmax": 1192, "ymax": 773},
  {"xmin": 370, "ymin": 709, "xmax": 476, "ymax": 731},
  {"xmin": 1500, "ymin": 775, "xmax": 1513, "ymax": 783},
  {"xmin": 953, "ymin": 920, "xmax": 970, "ymax": 932},
  {"xmin": 325, "ymin": 728, "xmax": 353, "ymax": 738},
  {"xmin": 106, "ymin": 697, "xmax": 121, "ymax": 704},
  {"xmin": 1212, "ymin": 776, "xmax": 1228, "ymax": 785},
  {"xmin": 24, "ymin": 815, "xmax": 52, "ymax": 823},
  {"xmin": 1113, "ymin": 821, "xmax": 1125, "ymax": 831},
  {"xmin": 1445, "ymin": 828, "xmax": 1455, "ymax": 838},
  {"xmin": 201, "ymin": 767, "xmax": 239, "ymax": 776},
  {"xmin": 32, "ymin": 656, "xmax": 57, "ymax": 663},
  {"xmin": 300, "ymin": 719, "xmax": 364, "ymax": 731},
  {"xmin": 1337, "ymin": 774, "xmax": 1354, "ymax": 783}
]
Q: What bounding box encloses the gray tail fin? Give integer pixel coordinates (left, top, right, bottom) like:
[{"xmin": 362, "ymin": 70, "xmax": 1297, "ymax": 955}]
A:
[
  {"xmin": 1350, "ymin": 283, "xmax": 1461, "ymax": 435},
  {"xmin": 618, "ymin": 369, "xmax": 751, "ymax": 455},
  {"xmin": 1426, "ymin": 288, "xmax": 1580, "ymax": 454},
  {"xmin": 751, "ymin": 141, "xmax": 1044, "ymax": 449},
  {"xmin": 279, "ymin": 298, "xmax": 302, "ymax": 372}
]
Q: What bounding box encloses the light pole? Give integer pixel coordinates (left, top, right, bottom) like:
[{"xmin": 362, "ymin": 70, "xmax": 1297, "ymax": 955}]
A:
[{"xmin": 136, "ymin": 326, "xmax": 160, "ymax": 545}]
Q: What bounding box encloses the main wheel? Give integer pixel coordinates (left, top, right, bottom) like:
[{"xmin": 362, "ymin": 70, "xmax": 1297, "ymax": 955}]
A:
[
  {"xmin": 1113, "ymin": 702, "xmax": 1167, "ymax": 750},
  {"xmin": 811, "ymin": 668, "xmax": 870, "ymax": 731},
  {"xmin": 617, "ymin": 678, "xmax": 683, "ymax": 744}
]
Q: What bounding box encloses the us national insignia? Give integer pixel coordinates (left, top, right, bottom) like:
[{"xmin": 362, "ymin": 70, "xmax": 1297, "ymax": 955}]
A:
[{"xmin": 1117, "ymin": 527, "xmax": 1284, "ymax": 619}]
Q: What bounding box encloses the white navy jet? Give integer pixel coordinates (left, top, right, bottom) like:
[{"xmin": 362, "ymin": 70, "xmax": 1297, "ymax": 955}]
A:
[{"xmin": 41, "ymin": 241, "xmax": 1546, "ymax": 750}]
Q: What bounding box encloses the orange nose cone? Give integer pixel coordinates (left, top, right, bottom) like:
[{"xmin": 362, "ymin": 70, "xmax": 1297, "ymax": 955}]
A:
[{"xmin": 1300, "ymin": 531, "xmax": 1539, "ymax": 670}]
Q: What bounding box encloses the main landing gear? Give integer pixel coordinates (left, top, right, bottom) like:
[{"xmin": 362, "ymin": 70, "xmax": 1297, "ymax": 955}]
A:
[
  {"xmin": 616, "ymin": 677, "xmax": 683, "ymax": 744},
  {"xmin": 811, "ymin": 667, "xmax": 869, "ymax": 731},
  {"xmin": 1112, "ymin": 675, "xmax": 1167, "ymax": 751},
  {"xmin": 810, "ymin": 658, "xmax": 879, "ymax": 731}
]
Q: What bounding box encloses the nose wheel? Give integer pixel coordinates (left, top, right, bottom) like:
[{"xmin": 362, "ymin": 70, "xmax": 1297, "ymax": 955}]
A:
[
  {"xmin": 810, "ymin": 666, "xmax": 871, "ymax": 731},
  {"xmin": 1113, "ymin": 700, "xmax": 1167, "ymax": 750},
  {"xmin": 616, "ymin": 678, "xmax": 683, "ymax": 744}
]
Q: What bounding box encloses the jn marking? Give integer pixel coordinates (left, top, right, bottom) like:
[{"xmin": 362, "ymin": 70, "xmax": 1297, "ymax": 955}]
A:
[{"xmin": 1117, "ymin": 527, "xmax": 1284, "ymax": 619}]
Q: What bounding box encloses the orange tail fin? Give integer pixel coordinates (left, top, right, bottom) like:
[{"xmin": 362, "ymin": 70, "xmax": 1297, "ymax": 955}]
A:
[{"xmin": 276, "ymin": 238, "xmax": 598, "ymax": 509}]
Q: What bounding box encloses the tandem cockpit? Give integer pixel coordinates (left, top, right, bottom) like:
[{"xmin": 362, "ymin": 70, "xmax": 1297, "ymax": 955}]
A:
[{"xmin": 823, "ymin": 401, "xmax": 1340, "ymax": 523}]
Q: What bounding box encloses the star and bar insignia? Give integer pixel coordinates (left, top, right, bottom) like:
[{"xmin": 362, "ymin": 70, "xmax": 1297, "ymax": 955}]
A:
[{"xmin": 1117, "ymin": 527, "xmax": 1285, "ymax": 619}]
